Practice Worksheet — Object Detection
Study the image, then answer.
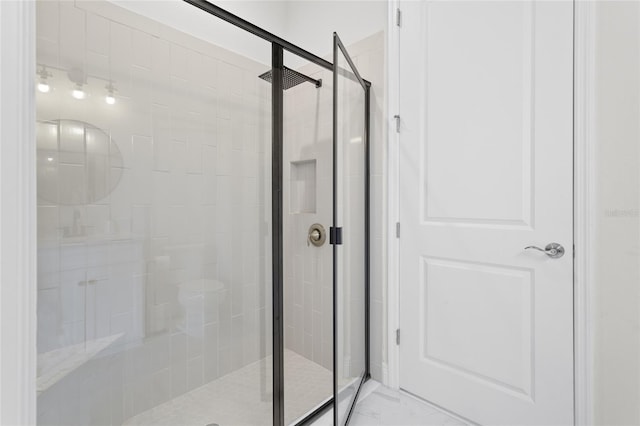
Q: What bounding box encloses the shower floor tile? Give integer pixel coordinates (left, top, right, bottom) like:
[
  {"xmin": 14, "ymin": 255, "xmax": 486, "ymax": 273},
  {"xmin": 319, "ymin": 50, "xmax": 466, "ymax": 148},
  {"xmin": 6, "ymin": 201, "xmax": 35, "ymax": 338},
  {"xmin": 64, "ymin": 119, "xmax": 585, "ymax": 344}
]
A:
[{"xmin": 122, "ymin": 349, "xmax": 331, "ymax": 426}]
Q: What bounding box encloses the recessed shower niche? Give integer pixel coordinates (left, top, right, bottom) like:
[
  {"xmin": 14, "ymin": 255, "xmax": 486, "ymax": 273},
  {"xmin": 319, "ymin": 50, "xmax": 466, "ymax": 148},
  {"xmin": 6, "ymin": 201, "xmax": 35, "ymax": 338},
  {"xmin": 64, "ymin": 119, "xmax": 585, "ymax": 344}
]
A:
[{"xmin": 290, "ymin": 159, "xmax": 317, "ymax": 214}]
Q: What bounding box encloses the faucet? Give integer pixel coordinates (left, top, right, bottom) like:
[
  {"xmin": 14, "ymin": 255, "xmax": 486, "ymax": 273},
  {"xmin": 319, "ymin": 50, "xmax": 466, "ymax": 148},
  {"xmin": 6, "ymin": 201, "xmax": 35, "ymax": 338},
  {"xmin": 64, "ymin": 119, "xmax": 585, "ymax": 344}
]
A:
[{"xmin": 63, "ymin": 209, "xmax": 85, "ymax": 238}]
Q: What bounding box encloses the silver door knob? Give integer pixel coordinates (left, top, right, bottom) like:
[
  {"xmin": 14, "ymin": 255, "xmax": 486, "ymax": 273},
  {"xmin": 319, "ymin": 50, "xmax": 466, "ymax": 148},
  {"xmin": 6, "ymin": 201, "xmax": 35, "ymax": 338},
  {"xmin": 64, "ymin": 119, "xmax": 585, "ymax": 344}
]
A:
[
  {"xmin": 307, "ymin": 223, "xmax": 326, "ymax": 247},
  {"xmin": 524, "ymin": 243, "xmax": 565, "ymax": 258}
]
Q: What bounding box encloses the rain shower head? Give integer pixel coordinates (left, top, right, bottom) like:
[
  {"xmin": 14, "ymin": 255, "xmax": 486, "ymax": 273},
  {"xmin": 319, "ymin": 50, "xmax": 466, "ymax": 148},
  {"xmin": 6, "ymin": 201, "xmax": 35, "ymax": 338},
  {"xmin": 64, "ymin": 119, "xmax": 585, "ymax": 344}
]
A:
[{"xmin": 258, "ymin": 66, "xmax": 322, "ymax": 90}]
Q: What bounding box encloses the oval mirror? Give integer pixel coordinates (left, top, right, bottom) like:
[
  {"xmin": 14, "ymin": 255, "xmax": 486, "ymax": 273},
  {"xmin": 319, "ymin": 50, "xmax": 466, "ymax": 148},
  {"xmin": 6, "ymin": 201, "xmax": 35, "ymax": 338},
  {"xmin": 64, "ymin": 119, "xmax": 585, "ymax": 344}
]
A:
[{"xmin": 37, "ymin": 119, "xmax": 123, "ymax": 205}]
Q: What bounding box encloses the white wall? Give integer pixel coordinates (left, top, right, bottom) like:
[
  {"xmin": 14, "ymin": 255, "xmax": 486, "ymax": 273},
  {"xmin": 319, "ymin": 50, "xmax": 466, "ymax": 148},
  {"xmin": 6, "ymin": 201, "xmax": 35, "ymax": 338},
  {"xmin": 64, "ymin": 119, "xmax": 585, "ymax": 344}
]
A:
[
  {"xmin": 593, "ymin": 2, "xmax": 640, "ymax": 424},
  {"xmin": 105, "ymin": 0, "xmax": 388, "ymax": 65},
  {"xmin": 284, "ymin": 0, "xmax": 388, "ymax": 58}
]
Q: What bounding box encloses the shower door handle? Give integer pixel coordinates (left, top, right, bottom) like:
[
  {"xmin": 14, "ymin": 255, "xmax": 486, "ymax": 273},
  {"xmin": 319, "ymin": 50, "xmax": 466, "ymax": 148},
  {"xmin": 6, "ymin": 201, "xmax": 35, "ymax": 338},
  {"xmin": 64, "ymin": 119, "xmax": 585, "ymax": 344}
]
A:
[{"xmin": 524, "ymin": 243, "xmax": 565, "ymax": 259}]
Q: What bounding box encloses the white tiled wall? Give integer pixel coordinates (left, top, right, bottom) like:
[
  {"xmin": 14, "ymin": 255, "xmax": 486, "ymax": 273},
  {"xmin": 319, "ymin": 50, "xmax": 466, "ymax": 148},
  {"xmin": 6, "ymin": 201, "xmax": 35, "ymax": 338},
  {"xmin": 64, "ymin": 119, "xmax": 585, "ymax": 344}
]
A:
[
  {"xmin": 36, "ymin": 1, "xmax": 272, "ymax": 424},
  {"xmin": 283, "ymin": 66, "xmax": 332, "ymax": 373}
]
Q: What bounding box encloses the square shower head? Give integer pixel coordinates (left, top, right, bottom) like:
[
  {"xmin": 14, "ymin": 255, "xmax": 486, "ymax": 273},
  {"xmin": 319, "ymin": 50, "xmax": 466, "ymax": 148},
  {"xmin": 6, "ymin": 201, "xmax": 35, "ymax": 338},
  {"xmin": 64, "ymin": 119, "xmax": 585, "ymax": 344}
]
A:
[{"xmin": 258, "ymin": 66, "xmax": 322, "ymax": 90}]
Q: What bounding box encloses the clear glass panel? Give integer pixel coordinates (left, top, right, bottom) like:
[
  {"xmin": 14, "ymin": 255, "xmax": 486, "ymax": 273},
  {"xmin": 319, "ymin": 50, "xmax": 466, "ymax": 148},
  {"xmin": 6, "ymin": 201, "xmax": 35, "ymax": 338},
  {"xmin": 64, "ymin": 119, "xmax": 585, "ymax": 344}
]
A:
[
  {"xmin": 35, "ymin": 1, "xmax": 272, "ymax": 424},
  {"xmin": 333, "ymin": 35, "xmax": 367, "ymax": 425},
  {"xmin": 282, "ymin": 51, "xmax": 334, "ymax": 424}
]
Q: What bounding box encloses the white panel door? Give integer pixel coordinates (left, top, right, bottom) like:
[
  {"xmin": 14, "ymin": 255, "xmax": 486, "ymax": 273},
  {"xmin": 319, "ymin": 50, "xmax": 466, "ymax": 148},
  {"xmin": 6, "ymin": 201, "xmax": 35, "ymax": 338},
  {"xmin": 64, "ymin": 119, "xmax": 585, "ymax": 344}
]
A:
[{"xmin": 398, "ymin": 1, "xmax": 574, "ymax": 425}]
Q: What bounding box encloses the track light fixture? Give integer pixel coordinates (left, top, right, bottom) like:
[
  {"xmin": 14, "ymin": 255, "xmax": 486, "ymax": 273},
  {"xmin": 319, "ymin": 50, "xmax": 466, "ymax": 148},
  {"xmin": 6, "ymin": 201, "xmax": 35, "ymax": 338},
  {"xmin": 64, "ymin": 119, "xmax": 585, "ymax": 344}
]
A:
[
  {"xmin": 72, "ymin": 83, "xmax": 86, "ymax": 100},
  {"xmin": 37, "ymin": 65, "xmax": 52, "ymax": 93},
  {"xmin": 105, "ymin": 83, "xmax": 116, "ymax": 105}
]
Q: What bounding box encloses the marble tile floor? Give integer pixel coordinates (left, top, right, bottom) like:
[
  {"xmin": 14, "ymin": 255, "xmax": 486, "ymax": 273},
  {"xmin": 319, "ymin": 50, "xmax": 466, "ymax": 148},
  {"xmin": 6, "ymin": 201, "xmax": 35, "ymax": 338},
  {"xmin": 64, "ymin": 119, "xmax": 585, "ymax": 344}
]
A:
[
  {"xmin": 312, "ymin": 381, "xmax": 468, "ymax": 426},
  {"xmin": 123, "ymin": 353, "xmax": 466, "ymax": 426},
  {"xmin": 123, "ymin": 349, "xmax": 332, "ymax": 426}
]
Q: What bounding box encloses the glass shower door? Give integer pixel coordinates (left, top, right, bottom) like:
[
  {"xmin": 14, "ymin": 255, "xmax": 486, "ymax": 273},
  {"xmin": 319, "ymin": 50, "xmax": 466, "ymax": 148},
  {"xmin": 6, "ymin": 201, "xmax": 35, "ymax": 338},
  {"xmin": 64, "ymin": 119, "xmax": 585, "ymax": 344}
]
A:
[{"xmin": 333, "ymin": 33, "xmax": 369, "ymax": 426}]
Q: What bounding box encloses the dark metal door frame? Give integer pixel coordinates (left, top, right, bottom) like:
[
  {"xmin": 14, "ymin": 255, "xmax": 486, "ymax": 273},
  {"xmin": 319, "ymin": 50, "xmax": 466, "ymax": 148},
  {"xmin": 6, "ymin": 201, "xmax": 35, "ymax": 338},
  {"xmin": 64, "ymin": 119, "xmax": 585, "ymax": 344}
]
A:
[
  {"xmin": 181, "ymin": 2, "xmax": 371, "ymax": 425},
  {"xmin": 272, "ymin": 43, "xmax": 285, "ymax": 426}
]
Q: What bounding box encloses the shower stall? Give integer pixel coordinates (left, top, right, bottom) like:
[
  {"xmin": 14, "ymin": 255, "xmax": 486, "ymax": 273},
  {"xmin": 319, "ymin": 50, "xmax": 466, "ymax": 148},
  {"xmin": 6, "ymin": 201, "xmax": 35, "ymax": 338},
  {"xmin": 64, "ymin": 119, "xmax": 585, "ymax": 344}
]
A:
[{"xmin": 34, "ymin": 1, "xmax": 370, "ymax": 425}]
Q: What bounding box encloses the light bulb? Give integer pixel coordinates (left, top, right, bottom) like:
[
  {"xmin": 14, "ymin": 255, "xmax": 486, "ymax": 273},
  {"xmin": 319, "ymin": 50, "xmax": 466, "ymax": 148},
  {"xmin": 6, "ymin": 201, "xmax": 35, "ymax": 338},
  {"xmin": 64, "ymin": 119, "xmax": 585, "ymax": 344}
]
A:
[
  {"xmin": 72, "ymin": 84, "xmax": 86, "ymax": 100},
  {"xmin": 105, "ymin": 83, "xmax": 117, "ymax": 105},
  {"xmin": 72, "ymin": 88, "xmax": 86, "ymax": 99},
  {"xmin": 47, "ymin": 157, "xmax": 54, "ymax": 162},
  {"xmin": 38, "ymin": 82, "xmax": 50, "ymax": 93}
]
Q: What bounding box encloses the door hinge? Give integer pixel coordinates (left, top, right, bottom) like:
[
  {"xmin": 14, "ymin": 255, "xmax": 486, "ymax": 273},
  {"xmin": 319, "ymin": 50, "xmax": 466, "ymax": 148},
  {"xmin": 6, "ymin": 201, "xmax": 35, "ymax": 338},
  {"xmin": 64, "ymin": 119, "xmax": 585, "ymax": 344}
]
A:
[
  {"xmin": 393, "ymin": 115, "xmax": 400, "ymax": 133},
  {"xmin": 396, "ymin": 329, "xmax": 400, "ymax": 345},
  {"xmin": 329, "ymin": 227, "xmax": 343, "ymax": 245},
  {"xmin": 396, "ymin": 8, "xmax": 402, "ymax": 27},
  {"xmin": 396, "ymin": 222, "xmax": 400, "ymax": 238}
]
